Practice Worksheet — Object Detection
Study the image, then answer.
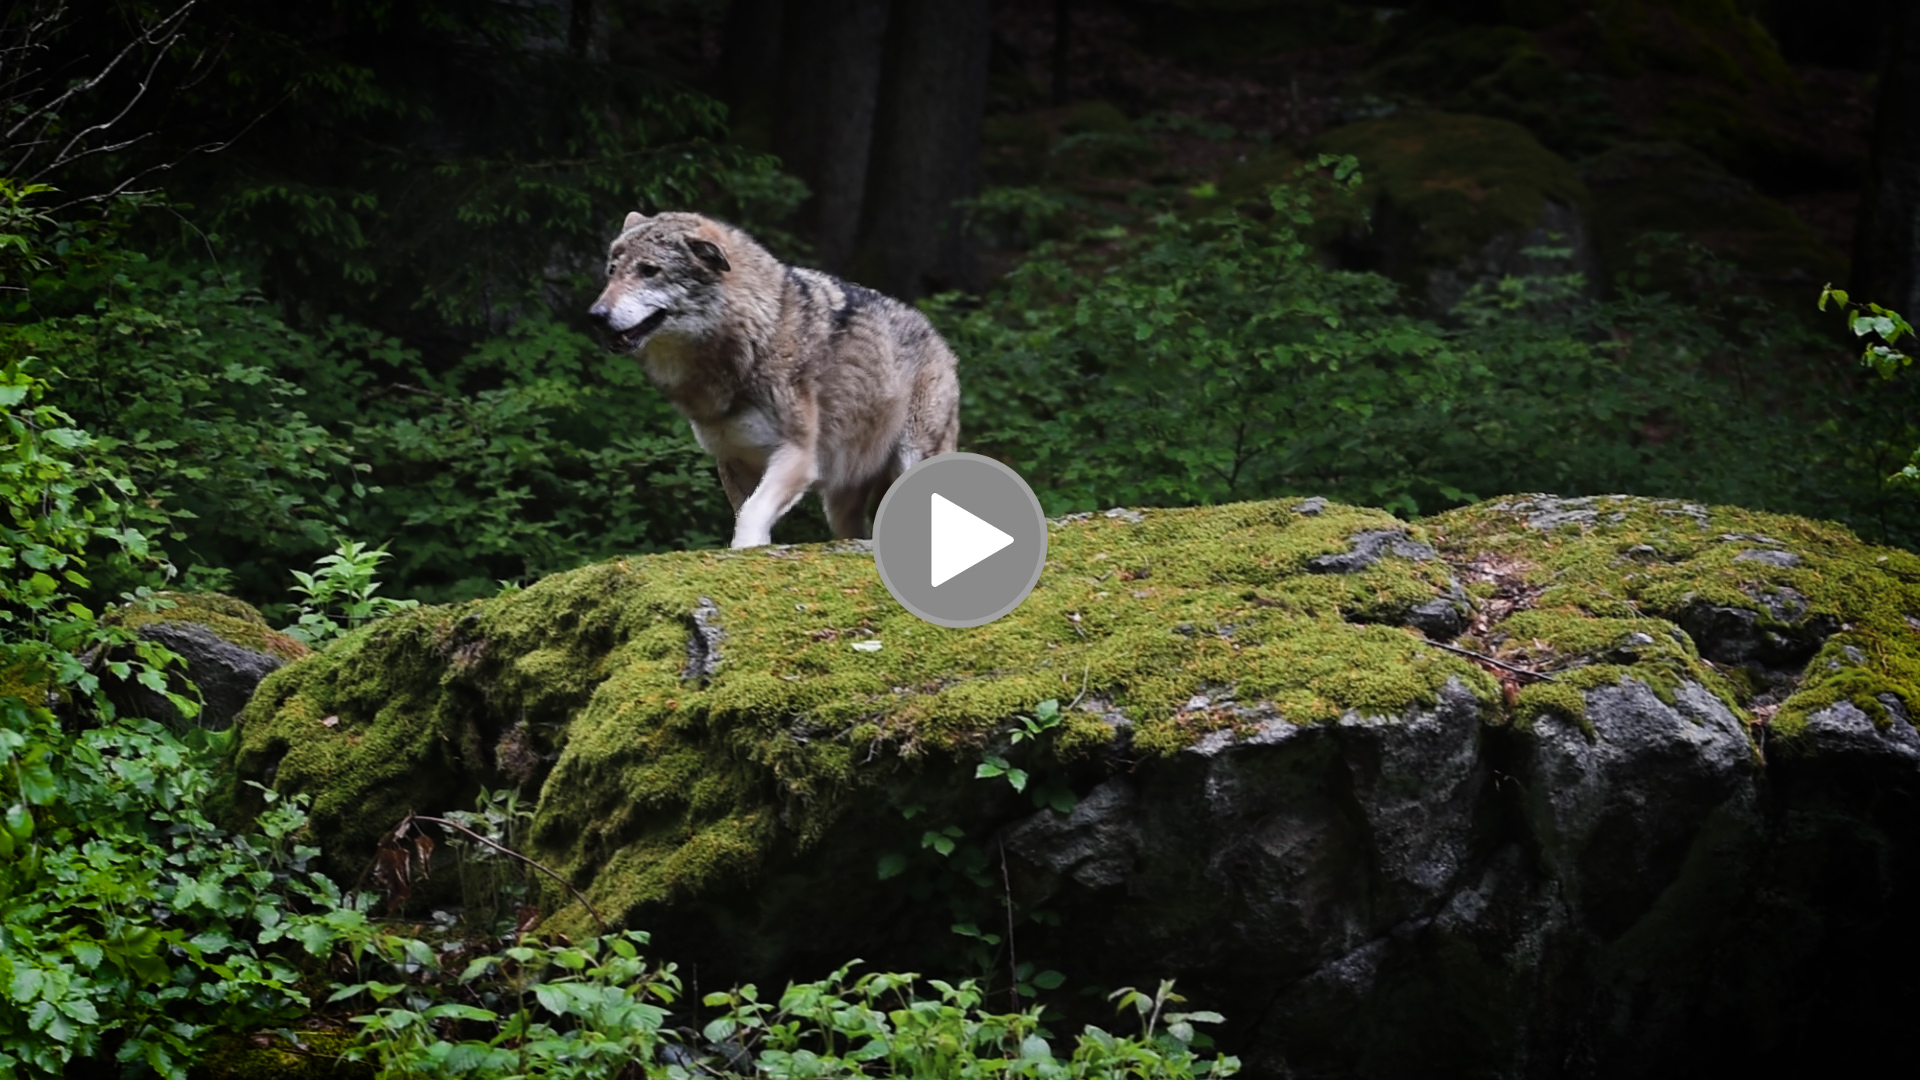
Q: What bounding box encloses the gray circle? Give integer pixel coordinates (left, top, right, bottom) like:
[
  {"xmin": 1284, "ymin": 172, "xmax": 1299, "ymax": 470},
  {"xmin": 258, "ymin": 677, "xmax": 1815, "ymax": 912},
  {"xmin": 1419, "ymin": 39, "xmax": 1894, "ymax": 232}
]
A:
[{"xmin": 872, "ymin": 453, "xmax": 1048, "ymax": 628}]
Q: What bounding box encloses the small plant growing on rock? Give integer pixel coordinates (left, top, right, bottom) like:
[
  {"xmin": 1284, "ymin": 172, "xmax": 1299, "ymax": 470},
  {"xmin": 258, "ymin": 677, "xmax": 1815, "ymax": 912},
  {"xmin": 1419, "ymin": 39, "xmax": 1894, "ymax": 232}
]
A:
[{"xmin": 286, "ymin": 540, "xmax": 419, "ymax": 647}]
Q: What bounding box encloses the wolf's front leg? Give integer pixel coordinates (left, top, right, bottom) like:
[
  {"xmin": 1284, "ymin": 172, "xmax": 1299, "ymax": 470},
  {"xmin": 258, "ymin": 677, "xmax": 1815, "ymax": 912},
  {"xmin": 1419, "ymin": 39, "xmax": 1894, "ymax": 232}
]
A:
[{"xmin": 731, "ymin": 444, "xmax": 817, "ymax": 548}]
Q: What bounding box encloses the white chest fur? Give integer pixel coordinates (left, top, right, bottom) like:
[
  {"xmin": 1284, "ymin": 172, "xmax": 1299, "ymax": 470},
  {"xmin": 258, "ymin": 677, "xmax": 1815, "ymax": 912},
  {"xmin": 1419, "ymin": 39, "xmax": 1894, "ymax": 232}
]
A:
[{"xmin": 692, "ymin": 404, "xmax": 783, "ymax": 466}]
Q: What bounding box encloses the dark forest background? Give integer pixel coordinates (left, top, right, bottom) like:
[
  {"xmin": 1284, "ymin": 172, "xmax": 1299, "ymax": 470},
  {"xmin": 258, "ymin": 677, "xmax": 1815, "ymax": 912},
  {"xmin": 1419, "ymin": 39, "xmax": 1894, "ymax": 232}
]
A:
[{"xmin": 6, "ymin": 0, "xmax": 1920, "ymax": 613}]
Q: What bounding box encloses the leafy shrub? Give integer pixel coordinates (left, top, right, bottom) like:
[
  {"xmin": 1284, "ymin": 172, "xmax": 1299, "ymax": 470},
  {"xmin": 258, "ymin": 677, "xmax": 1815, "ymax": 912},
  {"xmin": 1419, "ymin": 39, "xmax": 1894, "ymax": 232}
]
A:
[
  {"xmin": 285, "ymin": 540, "xmax": 421, "ymax": 648},
  {"xmin": 1821, "ymin": 284, "xmax": 1920, "ymax": 486},
  {"xmin": 334, "ymin": 935, "xmax": 1238, "ymax": 1080},
  {"xmin": 0, "ymin": 358, "xmax": 364, "ymax": 1078},
  {"xmin": 934, "ymin": 163, "xmax": 1909, "ymax": 542},
  {"xmin": 294, "ymin": 314, "xmax": 736, "ymax": 602},
  {"xmin": 6, "ymin": 238, "xmax": 369, "ymax": 597},
  {"xmin": 7, "ymin": 217, "xmax": 736, "ymax": 605}
]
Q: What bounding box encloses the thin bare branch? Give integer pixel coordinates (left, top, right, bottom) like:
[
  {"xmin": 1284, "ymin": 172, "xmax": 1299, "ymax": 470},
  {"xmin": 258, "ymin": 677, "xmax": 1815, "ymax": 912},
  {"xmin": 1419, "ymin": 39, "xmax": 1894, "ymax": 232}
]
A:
[
  {"xmin": 22, "ymin": 2, "xmax": 196, "ymax": 181},
  {"xmin": 1424, "ymin": 638, "xmax": 1558, "ymax": 682},
  {"xmin": 42, "ymin": 97, "xmax": 277, "ymax": 213},
  {"xmin": 411, "ymin": 814, "xmax": 610, "ymax": 935},
  {"xmin": 4, "ymin": 0, "xmax": 196, "ymax": 178}
]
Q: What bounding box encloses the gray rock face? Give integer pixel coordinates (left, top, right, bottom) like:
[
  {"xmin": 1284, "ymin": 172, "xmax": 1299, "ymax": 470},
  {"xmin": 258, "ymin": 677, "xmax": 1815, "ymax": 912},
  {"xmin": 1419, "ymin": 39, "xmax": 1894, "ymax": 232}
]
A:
[
  {"xmin": 1305, "ymin": 529, "xmax": 1438, "ymax": 574},
  {"xmin": 653, "ymin": 675, "xmax": 1920, "ymax": 1080},
  {"xmin": 682, "ymin": 596, "xmax": 726, "ymax": 681},
  {"xmin": 125, "ymin": 621, "xmax": 288, "ymax": 730},
  {"xmin": 1425, "ymin": 199, "xmax": 1602, "ymax": 314}
]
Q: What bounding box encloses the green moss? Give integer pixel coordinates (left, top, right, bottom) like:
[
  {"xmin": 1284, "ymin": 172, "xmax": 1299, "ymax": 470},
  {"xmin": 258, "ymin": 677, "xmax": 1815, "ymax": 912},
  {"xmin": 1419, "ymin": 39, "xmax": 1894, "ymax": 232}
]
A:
[
  {"xmin": 1310, "ymin": 112, "xmax": 1589, "ymax": 283},
  {"xmin": 1427, "ymin": 494, "xmax": 1920, "ymax": 749},
  {"xmin": 238, "ymin": 494, "xmax": 1920, "ymax": 938},
  {"xmin": 237, "ymin": 501, "xmax": 1503, "ymax": 930},
  {"xmin": 1590, "ymin": 0, "xmax": 1795, "ymax": 91},
  {"xmin": 107, "ymin": 591, "xmax": 310, "ymax": 662},
  {"xmin": 195, "ymin": 1028, "xmax": 367, "ymax": 1079}
]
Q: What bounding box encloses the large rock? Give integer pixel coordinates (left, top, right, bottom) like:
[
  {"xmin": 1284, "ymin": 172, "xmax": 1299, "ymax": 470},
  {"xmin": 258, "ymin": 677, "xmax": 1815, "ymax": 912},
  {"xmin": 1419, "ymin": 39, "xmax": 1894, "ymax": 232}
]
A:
[
  {"xmin": 104, "ymin": 591, "xmax": 309, "ymax": 729},
  {"xmin": 1310, "ymin": 112, "xmax": 1602, "ymax": 312},
  {"xmin": 235, "ymin": 495, "xmax": 1920, "ymax": 1077},
  {"xmin": 1583, "ymin": 140, "xmax": 1847, "ymax": 308}
]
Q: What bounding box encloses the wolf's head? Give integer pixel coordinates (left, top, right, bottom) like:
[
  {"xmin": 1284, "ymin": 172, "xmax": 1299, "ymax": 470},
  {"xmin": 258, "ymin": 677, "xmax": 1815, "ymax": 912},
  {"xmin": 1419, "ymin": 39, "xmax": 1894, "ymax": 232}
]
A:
[{"xmin": 588, "ymin": 211, "xmax": 736, "ymax": 353}]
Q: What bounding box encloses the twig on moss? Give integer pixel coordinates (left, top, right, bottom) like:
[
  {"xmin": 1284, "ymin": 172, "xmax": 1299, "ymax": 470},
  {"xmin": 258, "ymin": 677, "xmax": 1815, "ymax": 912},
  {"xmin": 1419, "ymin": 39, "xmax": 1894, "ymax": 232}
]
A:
[
  {"xmin": 1425, "ymin": 639, "xmax": 1557, "ymax": 682},
  {"xmin": 411, "ymin": 813, "xmax": 610, "ymax": 935}
]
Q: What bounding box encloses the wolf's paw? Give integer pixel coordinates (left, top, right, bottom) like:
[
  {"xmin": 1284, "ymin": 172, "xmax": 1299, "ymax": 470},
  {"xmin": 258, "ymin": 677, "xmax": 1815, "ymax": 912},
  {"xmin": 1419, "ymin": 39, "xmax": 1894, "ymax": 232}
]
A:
[{"xmin": 730, "ymin": 531, "xmax": 772, "ymax": 550}]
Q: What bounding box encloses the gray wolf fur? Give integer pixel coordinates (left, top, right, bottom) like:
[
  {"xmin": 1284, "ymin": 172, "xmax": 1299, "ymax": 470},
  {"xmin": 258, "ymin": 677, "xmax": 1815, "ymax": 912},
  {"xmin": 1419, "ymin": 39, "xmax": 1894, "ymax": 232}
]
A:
[{"xmin": 589, "ymin": 211, "xmax": 961, "ymax": 549}]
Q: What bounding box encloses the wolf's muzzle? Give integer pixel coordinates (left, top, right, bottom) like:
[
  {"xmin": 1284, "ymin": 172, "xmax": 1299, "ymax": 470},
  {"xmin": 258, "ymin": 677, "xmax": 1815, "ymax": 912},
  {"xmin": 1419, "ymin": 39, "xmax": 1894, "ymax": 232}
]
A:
[{"xmin": 590, "ymin": 305, "xmax": 670, "ymax": 352}]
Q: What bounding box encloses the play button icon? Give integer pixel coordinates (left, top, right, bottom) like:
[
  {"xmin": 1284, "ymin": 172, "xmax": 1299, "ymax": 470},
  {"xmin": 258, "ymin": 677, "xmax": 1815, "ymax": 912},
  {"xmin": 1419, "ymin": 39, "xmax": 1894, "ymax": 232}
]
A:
[
  {"xmin": 929, "ymin": 493, "xmax": 1013, "ymax": 587},
  {"xmin": 873, "ymin": 453, "xmax": 1048, "ymax": 627}
]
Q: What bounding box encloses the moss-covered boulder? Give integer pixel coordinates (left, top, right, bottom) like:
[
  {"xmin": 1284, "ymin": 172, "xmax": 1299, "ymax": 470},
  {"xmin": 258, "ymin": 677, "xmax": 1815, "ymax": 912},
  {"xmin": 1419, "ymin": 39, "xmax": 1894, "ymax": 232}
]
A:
[
  {"xmin": 104, "ymin": 591, "xmax": 309, "ymax": 729},
  {"xmin": 1362, "ymin": 22, "xmax": 1628, "ymax": 158},
  {"xmin": 1310, "ymin": 112, "xmax": 1600, "ymax": 311},
  {"xmin": 235, "ymin": 495, "xmax": 1920, "ymax": 1076},
  {"xmin": 236, "ymin": 498, "xmax": 1475, "ymax": 890},
  {"xmin": 193, "ymin": 1027, "xmax": 367, "ymax": 1080},
  {"xmin": 1583, "ymin": 140, "xmax": 1847, "ymax": 307}
]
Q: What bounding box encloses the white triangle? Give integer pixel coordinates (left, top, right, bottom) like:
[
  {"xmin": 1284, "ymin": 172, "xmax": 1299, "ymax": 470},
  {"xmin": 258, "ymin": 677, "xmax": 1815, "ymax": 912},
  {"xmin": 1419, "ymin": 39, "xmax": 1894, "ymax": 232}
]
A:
[{"xmin": 930, "ymin": 492, "xmax": 1014, "ymax": 588}]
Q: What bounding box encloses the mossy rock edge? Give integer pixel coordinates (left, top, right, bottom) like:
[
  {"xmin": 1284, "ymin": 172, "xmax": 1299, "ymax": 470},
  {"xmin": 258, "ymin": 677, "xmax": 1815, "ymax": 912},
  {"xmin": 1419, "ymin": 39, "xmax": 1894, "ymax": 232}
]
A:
[
  {"xmin": 232, "ymin": 494, "xmax": 1920, "ymax": 930},
  {"xmin": 100, "ymin": 591, "xmax": 311, "ymax": 731}
]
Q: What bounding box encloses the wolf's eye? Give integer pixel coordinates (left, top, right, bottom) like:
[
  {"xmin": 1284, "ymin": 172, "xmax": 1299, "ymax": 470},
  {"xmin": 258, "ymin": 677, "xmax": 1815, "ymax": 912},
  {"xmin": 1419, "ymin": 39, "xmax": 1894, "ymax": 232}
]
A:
[{"xmin": 638, "ymin": 264, "xmax": 661, "ymax": 278}]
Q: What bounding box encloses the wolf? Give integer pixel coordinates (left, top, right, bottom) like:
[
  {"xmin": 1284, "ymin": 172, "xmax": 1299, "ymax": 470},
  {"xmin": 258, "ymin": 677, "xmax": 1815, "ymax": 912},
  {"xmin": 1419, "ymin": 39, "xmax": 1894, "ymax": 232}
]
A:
[{"xmin": 589, "ymin": 211, "xmax": 961, "ymax": 549}]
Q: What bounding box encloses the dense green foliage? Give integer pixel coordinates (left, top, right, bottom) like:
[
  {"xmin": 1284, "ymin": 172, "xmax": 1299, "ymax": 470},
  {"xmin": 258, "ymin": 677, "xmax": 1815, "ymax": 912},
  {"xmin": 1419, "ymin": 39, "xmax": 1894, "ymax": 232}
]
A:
[
  {"xmin": 0, "ymin": 357, "xmax": 355, "ymax": 1077},
  {"xmin": 16, "ymin": 159, "xmax": 1918, "ymax": 611},
  {"xmin": 939, "ymin": 162, "xmax": 1915, "ymax": 541},
  {"xmin": 334, "ymin": 934, "xmax": 1235, "ymax": 1080},
  {"xmin": 1821, "ymin": 284, "xmax": 1920, "ymax": 485}
]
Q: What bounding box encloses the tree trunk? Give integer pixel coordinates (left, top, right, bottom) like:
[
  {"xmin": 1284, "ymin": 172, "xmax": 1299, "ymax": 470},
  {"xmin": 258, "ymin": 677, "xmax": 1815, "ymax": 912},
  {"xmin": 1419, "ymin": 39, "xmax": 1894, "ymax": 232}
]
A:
[
  {"xmin": 1052, "ymin": 0, "xmax": 1071, "ymax": 106},
  {"xmin": 568, "ymin": 0, "xmax": 608, "ymax": 62},
  {"xmin": 720, "ymin": 0, "xmax": 787, "ymax": 120},
  {"xmin": 773, "ymin": 0, "xmax": 890, "ymax": 271},
  {"xmin": 1853, "ymin": 1, "xmax": 1920, "ymax": 314},
  {"xmin": 848, "ymin": 0, "xmax": 990, "ymax": 300}
]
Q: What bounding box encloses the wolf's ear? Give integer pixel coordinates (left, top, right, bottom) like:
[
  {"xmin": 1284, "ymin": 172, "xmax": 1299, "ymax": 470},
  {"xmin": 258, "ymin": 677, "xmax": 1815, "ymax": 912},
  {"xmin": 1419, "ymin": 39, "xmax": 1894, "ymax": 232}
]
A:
[
  {"xmin": 623, "ymin": 211, "xmax": 646, "ymax": 230},
  {"xmin": 685, "ymin": 237, "xmax": 731, "ymax": 273}
]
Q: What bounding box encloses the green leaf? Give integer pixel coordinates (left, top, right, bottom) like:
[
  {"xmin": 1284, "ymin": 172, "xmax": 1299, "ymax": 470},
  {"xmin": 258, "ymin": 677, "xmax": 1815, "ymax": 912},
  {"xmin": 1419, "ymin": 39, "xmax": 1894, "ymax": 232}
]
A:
[
  {"xmin": 533, "ymin": 983, "xmax": 568, "ymax": 1015},
  {"xmin": 10, "ymin": 967, "xmax": 45, "ymax": 1003},
  {"xmin": 425, "ymin": 1003, "xmax": 499, "ymax": 1022},
  {"xmin": 325, "ymin": 984, "xmax": 368, "ymax": 1004},
  {"xmin": 876, "ymin": 851, "xmax": 908, "ymax": 880},
  {"xmin": 6, "ymin": 802, "xmax": 32, "ymax": 842}
]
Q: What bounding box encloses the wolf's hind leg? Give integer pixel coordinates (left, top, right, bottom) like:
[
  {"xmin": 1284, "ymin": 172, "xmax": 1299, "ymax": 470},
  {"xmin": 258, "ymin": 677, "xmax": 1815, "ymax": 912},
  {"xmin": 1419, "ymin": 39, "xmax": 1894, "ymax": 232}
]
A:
[{"xmin": 823, "ymin": 484, "xmax": 871, "ymax": 540}]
